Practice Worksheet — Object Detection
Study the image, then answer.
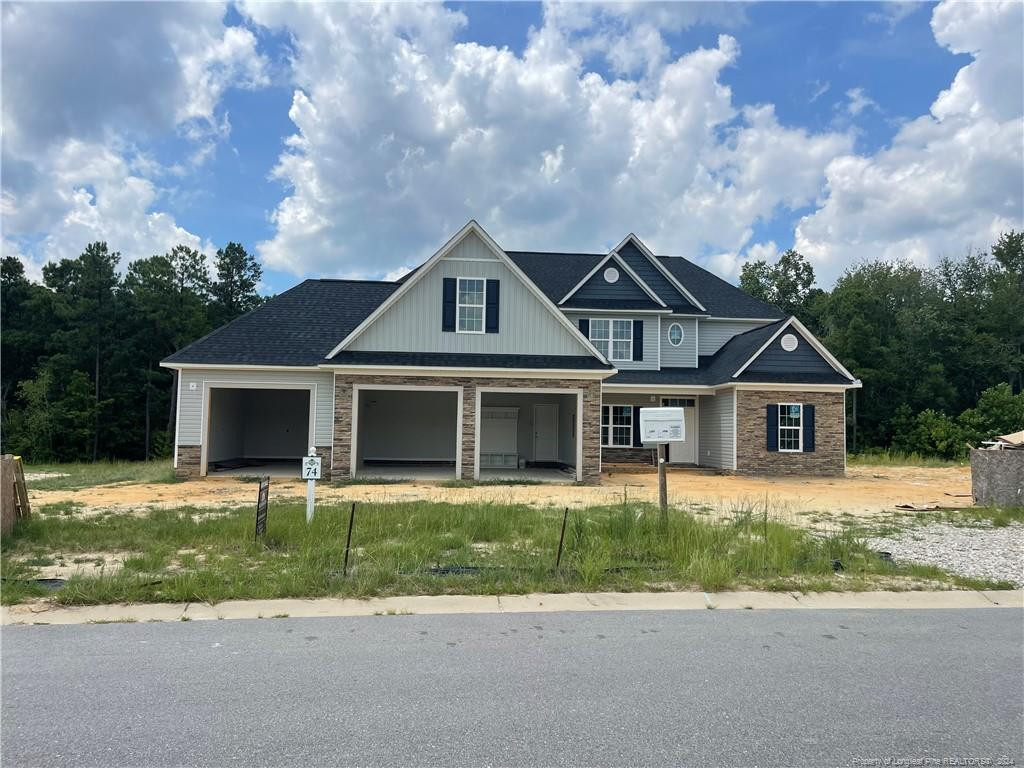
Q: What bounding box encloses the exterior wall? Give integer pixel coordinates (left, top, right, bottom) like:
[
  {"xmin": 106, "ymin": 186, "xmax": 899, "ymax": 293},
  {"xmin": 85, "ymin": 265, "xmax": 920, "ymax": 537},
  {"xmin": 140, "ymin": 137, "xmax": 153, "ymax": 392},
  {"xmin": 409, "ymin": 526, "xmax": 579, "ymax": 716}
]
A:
[
  {"xmin": 176, "ymin": 368, "xmax": 334, "ymax": 447},
  {"xmin": 735, "ymin": 390, "xmax": 845, "ymax": 476},
  {"xmin": 698, "ymin": 319, "xmax": 770, "ymax": 356},
  {"xmin": 697, "ymin": 392, "xmax": 735, "ymax": 469},
  {"xmin": 176, "ymin": 445, "xmax": 202, "ymax": 479},
  {"xmin": 349, "ymin": 232, "xmax": 590, "ymax": 356},
  {"xmin": 659, "ymin": 316, "xmax": 698, "ymax": 368},
  {"xmin": 602, "ymin": 447, "xmax": 656, "ymax": 464},
  {"xmin": 562, "ymin": 311, "xmax": 658, "ymax": 370},
  {"xmin": 332, "ymin": 374, "xmax": 602, "ymax": 484}
]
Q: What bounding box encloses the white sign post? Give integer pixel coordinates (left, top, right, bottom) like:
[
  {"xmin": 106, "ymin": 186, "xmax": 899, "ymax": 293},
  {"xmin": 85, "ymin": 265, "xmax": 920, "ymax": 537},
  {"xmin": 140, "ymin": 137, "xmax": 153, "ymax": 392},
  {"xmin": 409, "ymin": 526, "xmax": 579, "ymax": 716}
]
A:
[
  {"xmin": 301, "ymin": 447, "xmax": 322, "ymax": 523},
  {"xmin": 639, "ymin": 407, "xmax": 686, "ymax": 516}
]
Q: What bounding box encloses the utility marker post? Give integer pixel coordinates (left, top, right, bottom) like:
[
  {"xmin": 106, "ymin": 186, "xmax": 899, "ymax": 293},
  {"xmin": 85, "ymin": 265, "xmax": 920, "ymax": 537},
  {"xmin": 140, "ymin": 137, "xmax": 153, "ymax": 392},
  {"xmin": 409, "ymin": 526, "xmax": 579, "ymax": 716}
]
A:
[{"xmin": 301, "ymin": 447, "xmax": 322, "ymax": 523}]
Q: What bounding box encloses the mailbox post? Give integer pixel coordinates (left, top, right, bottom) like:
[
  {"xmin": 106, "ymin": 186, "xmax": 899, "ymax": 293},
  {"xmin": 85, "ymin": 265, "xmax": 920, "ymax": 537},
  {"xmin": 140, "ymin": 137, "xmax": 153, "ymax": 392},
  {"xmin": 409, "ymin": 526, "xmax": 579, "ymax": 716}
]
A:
[
  {"xmin": 639, "ymin": 407, "xmax": 685, "ymax": 516},
  {"xmin": 301, "ymin": 447, "xmax": 322, "ymax": 523}
]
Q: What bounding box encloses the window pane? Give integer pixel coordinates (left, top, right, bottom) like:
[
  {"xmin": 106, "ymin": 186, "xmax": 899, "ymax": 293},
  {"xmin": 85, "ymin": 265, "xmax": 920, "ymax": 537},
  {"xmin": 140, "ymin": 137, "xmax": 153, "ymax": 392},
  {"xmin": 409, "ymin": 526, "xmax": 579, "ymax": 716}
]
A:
[
  {"xmin": 613, "ymin": 426, "xmax": 631, "ymax": 446},
  {"xmin": 458, "ymin": 279, "xmax": 484, "ymax": 305},
  {"xmin": 668, "ymin": 324, "xmax": 683, "ymax": 345},
  {"xmin": 612, "ymin": 319, "xmax": 631, "ymax": 340},
  {"xmin": 612, "ymin": 340, "xmax": 631, "ymax": 360},
  {"xmin": 613, "ymin": 406, "xmax": 632, "ymax": 426},
  {"xmin": 458, "ymin": 306, "xmax": 483, "ymax": 331},
  {"xmin": 779, "ymin": 405, "xmax": 802, "ymax": 428},
  {"xmin": 593, "ymin": 339, "xmax": 609, "ymax": 358},
  {"xmin": 601, "ymin": 426, "xmax": 608, "ymax": 445},
  {"xmin": 779, "ymin": 428, "xmax": 800, "ymax": 451},
  {"xmin": 591, "ymin": 319, "xmax": 610, "ymax": 340}
]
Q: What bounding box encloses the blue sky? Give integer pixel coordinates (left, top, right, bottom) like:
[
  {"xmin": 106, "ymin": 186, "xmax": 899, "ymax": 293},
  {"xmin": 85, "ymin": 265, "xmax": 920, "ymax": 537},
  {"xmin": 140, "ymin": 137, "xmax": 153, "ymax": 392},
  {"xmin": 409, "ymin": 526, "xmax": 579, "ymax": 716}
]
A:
[{"xmin": 2, "ymin": 1, "xmax": 1020, "ymax": 294}]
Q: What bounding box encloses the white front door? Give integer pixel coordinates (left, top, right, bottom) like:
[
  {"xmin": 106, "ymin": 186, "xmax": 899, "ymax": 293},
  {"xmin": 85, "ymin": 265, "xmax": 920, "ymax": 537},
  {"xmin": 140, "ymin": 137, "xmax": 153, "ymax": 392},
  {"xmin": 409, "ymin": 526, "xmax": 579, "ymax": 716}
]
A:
[
  {"xmin": 533, "ymin": 404, "xmax": 559, "ymax": 462},
  {"xmin": 662, "ymin": 398, "xmax": 696, "ymax": 464}
]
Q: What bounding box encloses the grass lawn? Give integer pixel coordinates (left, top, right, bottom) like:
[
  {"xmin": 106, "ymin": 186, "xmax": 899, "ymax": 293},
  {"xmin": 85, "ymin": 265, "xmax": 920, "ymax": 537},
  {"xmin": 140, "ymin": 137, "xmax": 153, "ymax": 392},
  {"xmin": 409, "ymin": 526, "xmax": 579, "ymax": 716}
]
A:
[
  {"xmin": 2, "ymin": 498, "xmax": 1007, "ymax": 607},
  {"xmin": 846, "ymin": 450, "xmax": 966, "ymax": 468},
  {"xmin": 22, "ymin": 460, "xmax": 177, "ymax": 491}
]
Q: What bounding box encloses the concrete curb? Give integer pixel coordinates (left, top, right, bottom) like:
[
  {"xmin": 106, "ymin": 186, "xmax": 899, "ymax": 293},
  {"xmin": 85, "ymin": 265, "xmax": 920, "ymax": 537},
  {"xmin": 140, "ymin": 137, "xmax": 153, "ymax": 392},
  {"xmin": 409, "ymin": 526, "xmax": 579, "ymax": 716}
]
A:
[{"xmin": 3, "ymin": 589, "xmax": 1021, "ymax": 626}]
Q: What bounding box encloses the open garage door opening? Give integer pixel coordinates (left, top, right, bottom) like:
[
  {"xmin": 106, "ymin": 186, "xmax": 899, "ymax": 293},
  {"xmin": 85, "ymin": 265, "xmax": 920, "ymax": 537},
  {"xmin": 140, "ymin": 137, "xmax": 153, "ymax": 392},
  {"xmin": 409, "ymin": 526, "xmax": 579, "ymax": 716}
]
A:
[
  {"xmin": 354, "ymin": 388, "xmax": 460, "ymax": 480},
  {"xmin": 205, "ymin": 387, "xmax": 312, "ymax": 477},
  {"xmin": 477, "ymin": 390, "xmax": 580, "ymax": 482}
]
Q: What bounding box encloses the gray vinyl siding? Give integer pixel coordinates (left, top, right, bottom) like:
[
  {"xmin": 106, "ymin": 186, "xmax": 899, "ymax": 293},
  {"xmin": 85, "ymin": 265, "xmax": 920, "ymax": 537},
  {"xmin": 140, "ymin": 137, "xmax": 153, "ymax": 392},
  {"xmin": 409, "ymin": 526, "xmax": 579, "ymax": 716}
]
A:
[
  {"xmin": 350, "ymin": 232, "xmax": 590, "ymax": 356},
  {"xmin": 698, "ymin": 319, "xmax": 771, "ymax": 355},
  {"xmin": 744, "ymin": 333, "xmax": 837, "ymax": 376},
  {"xmin": 660, "ymin": 316, "xmax": 697, "ymax": 368},
  {"xmin": 176, "ymin": 368, "xmax": 334, "ymax": 446},
  {"xmin": 562, "ymin": 311, "xmax": 658, "ymax": 370},
  {"xmin": 697, "ymin": 392, "xmax": 735, "ymax": 469}
]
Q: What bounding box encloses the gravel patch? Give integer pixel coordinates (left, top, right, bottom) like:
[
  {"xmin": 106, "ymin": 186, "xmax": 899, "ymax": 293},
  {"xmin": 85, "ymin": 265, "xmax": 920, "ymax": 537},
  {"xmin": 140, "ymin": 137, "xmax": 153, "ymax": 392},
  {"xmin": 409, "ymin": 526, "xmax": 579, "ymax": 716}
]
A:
[{"xmin": 868, "ymin": 522, "xmax": 1024, "ymax": 587}]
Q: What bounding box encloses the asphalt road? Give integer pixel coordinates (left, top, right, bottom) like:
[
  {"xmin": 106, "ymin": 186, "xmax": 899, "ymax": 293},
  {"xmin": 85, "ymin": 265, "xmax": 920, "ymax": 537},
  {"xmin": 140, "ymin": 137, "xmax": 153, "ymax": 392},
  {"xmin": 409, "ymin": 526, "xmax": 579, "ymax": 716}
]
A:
[{"xmin": 3, "ymin": 609, "xmax": 1022, "ymax": 767}]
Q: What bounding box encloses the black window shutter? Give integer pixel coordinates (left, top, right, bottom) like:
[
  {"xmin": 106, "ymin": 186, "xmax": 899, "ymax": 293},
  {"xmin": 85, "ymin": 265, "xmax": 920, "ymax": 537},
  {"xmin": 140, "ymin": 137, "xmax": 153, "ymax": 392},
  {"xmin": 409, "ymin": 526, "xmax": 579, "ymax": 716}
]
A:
[
  {"xmin": 485, "ymin": 279, "xmax": 499, "ymax": 333},
  {"xmin": 803, "ymin": 404, "xmax": 816, "ymax": 452},
  {"xmin": 766, "ymin": 404, "xmax": 779, "ymax": 452},
  {"xmin": 633, "ymin": 320, "xmax": 643, "ymax": 361},
  {"xmin": 578, "ymin": 318, "xmax": 590, "ymax": 337},
  {"xmin": 441, "ymin": 278, "xmax": 456, "ymax": 332},
  {"xmin": 632, "ymin": 406, "xmax": 643, "ymax": 447}
]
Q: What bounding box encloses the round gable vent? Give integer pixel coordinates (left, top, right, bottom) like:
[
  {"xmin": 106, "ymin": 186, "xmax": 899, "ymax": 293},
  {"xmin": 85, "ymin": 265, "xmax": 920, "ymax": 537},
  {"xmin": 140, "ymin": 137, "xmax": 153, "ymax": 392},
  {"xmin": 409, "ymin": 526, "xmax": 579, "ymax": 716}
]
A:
[
  {"xmin": 603, "ymin": 266, "xmax": 619, "ymax": 284},
  {"xmin": 781, "ymin": 333, "xmax": 799, "ymax": 352}
]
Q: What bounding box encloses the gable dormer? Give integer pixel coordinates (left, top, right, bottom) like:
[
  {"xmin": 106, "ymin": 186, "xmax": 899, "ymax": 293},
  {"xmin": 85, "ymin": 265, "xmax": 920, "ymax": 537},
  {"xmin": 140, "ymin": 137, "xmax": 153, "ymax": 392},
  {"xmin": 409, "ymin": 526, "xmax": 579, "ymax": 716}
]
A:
[
  {"xmin": 329, "ymin": 222, "xmax": 606, "ymax": 362},
  {"xmin": 559, "ymin": 253, "xmax": 667, "ymax": 311},
  {"xmin": 612, "ymin": 235, "xmax": 706, "ymax": 315}
]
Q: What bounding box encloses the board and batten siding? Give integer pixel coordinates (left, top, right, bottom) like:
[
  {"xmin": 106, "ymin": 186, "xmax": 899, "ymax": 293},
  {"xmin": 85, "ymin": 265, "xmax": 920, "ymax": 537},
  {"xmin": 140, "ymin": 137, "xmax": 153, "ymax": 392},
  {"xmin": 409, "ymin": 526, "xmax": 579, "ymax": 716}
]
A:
[
  {"xmin": 561, "ymin": 311, "xmax": 658, "ymax": 370},
  {"xmin": 743, "ymin": 333, "xmax": 837, "ymax": 376},
  {"xmin": 176, "ymin": 369, "xmax": 334, "ymax": 446},
  {"xmin": 697, "ymin": 392, "xmax": 735, "ymax": 469},
  {"xmin": 349, "ymin": 232, "xmax": 590, "ymax": 356},
  {"xmin": 659, "ymin": 316, "xmax": 697, "ymax": 368},
  {"xmin": 698, "ymin": 319, "xmax": 771, "ymax": 356}
]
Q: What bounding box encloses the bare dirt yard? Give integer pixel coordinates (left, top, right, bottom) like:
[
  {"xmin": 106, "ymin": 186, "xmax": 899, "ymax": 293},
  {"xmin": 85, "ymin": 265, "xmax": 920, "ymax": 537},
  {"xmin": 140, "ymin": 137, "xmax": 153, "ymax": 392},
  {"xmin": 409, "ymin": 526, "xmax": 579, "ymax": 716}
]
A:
[{"xmin": 28, "ymin": 464, "xmax": 971, "ymax": 527}]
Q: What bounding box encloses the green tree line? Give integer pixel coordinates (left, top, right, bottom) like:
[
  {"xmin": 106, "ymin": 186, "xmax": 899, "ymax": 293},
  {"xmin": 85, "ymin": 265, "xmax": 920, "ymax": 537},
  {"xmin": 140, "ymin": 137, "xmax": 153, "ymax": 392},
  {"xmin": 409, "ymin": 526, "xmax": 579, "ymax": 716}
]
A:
[
  {"xmin": 2, "ymin": 234, "xmax": 1022, "ymax": 463},
  {"xmin": 740, "ymin": 231, "xmax": 1024, "ymax": 458},
  {"xmin": 1, "ymin": 242, "xmax": 263, "ymax": 461}
]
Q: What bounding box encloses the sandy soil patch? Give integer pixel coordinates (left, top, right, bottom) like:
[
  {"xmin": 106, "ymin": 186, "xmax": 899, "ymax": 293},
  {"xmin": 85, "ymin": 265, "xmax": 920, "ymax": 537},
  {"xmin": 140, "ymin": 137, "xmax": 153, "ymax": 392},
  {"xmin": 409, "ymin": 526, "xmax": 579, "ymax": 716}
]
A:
[
  {"xmin": 14, "ymin": 551, "xmax": 136, "ymax": 579},
  {"xmin": 27, "ymin": 463, "xmax": 971, "ymax": 527}
]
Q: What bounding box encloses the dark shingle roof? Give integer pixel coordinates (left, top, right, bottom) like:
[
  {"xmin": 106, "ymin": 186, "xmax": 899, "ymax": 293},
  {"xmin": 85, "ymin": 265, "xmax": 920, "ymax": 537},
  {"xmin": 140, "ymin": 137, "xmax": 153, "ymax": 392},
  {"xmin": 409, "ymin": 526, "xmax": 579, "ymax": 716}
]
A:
[
  {"xmin": 506, "ymin": 251, "xmax": 604, "ymax": 304},
  {"xmin": 508, "ymin": 249, "xmax": 784, "ymax": 320},
  {"xmin": 163, "ymin": 279, "xmax": 400, "ymax": 366},
  {"xmin": 606, "ymin": 319, "xmax": 849, "ymax": 386},
  {"xmin": 329, "ymin": 352, "xmax": 612, "ymax": 370},
  {"xmin": 656, "ymin": 256, "xmax": 784, "ymax": 319}
]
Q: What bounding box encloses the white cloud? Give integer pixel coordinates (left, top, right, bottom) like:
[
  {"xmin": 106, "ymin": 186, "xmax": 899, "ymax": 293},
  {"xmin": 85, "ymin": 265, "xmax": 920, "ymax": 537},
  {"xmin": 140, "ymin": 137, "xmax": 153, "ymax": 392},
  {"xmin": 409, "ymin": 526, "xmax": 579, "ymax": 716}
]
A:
[
  {"xmin": 796, "ymin": 0, "xmax": 1023, "ymax": 282},
  {"xmin": 866, "ymin": 2, "xmax": 921, "ymax": 33},
  {"xmin": 1, "ymin": 2, "xmax": 267, "ymax": 270},
  {"xmin": 845, "ymin": 87, "xmax": 880, "ymax": 116},
  {"xmin": 242, "ymin": 2, "xmax": 849, "ymax": 280}
]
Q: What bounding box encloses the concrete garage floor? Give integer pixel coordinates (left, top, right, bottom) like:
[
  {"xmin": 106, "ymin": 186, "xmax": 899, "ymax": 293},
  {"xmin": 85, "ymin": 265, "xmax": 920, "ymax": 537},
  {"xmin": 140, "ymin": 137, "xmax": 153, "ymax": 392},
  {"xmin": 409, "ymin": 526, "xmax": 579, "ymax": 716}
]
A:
[
  {"xmin": 208, "ymin": 461, "xmax": 300, "ymax": 478},
  {"xmin": 355, "ymin": 464, "xmax": 576, "ymax": 483}
]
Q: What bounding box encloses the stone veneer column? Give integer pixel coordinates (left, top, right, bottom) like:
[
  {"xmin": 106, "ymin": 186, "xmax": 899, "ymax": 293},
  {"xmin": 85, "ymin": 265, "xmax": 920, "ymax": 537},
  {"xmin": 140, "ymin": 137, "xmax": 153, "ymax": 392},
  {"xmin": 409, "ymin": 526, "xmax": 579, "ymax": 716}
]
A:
[
  {"xmin": 175, "ymin": 445, "xmax": 202, "ymax": 479},
  {"xmin": 332, "ymin": 374, "xmax": 353, "ymax": 478}
]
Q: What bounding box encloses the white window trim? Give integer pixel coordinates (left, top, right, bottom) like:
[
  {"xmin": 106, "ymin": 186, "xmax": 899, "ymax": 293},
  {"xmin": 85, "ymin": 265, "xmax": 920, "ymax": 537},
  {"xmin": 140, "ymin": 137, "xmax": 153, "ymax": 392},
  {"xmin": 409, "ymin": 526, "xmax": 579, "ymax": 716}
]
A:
[
  {"xmin": 456, "ymin": 276, "xmax": 486, "ymax": 335},
  {"xmin": 667, "ymin": 322, "xmax": 684, "ymax": 347},
  {"xmin": 590, "ymin": 317, "xmax": 633, "ymax": 362},
  {"xmin": 601, "ymin": 404, "xmax": 634, "ymax": 447},
  {"xmin": 778, "ymin": 402, "xmax": 803, "ymax": 453}
]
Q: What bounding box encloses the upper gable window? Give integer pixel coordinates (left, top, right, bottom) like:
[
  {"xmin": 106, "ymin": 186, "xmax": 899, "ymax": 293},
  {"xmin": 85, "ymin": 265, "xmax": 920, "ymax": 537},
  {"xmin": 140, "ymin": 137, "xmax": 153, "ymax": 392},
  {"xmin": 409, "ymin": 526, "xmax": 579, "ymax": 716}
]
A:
[
  {"xmin": 667, "ymin": 322, "xmax": 684, "ymax": 346},
  {"xmin": 590, "ymin": 318, "xmax": 633, "ymax": 361},
  {"xmin": 457, "ymin": 277, "xmax": 485, "ymax": 333},
  {"xmin": 603, "ymin": 266, "xmax": 619, "ymax": 284}
]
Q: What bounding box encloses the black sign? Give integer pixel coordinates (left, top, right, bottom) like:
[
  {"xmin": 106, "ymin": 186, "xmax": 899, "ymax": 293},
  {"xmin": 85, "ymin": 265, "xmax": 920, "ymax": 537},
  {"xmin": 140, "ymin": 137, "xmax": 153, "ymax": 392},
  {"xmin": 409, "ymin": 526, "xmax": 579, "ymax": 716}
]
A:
[{"xmin": 254, "ymin": 476, "xmax": 270, "ymax": 539}]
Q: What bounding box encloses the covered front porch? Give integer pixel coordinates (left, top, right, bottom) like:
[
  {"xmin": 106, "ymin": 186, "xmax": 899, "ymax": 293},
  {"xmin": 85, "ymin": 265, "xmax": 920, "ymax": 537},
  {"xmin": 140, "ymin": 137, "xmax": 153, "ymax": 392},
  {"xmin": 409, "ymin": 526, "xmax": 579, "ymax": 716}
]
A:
[{"xmin": 599, "ymin": 390, "xmax": 719, "ymax": 468}]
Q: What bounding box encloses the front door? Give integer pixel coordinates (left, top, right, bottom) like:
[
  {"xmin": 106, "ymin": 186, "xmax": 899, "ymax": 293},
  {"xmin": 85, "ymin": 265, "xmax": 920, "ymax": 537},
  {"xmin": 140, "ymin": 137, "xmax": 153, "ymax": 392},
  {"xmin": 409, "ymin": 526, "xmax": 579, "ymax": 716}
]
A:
[
  {"xmin": 533, "ymin": 404, "xmax": 559, "ymax": 462},
  {"xmin": 661, "ymin": 398, "xmax": 696, "ymax": 464}
]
